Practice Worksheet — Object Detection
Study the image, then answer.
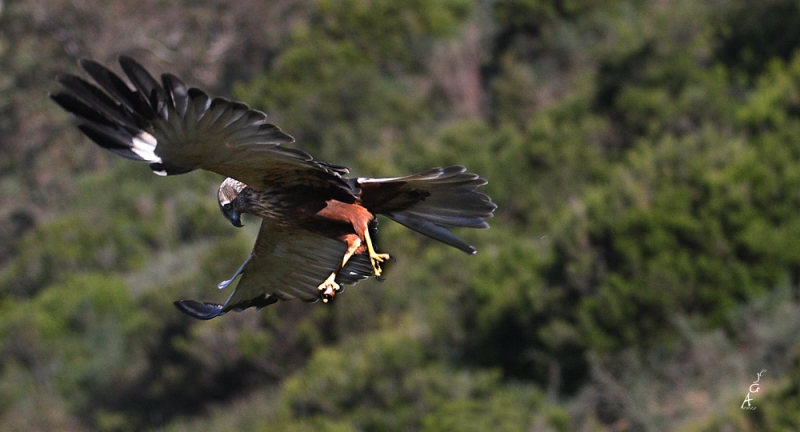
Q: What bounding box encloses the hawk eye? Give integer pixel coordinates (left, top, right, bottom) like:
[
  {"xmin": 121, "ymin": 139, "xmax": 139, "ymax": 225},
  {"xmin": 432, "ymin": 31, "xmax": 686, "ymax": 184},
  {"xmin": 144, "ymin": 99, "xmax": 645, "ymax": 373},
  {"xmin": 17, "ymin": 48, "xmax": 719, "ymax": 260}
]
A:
[{"xmin": 223, "ymin": 203, "xmax": 232, "ymax": 211}]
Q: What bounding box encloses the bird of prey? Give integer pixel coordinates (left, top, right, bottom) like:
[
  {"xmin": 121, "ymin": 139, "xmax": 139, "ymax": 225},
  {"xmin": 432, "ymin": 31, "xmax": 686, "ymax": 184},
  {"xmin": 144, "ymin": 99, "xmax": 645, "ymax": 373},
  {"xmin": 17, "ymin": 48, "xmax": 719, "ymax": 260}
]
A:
[{"xmin": 51, "ymin": 56, "xmax": 497, "ymax": 320}]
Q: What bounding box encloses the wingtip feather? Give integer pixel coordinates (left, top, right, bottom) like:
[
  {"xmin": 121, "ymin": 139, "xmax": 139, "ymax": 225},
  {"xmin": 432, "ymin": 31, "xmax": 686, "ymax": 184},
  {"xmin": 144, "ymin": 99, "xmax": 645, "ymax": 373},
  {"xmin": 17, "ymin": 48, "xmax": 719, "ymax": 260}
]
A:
[{"xmin": 173, "ymin": 300, "xmax": 226, "ymax": 320}]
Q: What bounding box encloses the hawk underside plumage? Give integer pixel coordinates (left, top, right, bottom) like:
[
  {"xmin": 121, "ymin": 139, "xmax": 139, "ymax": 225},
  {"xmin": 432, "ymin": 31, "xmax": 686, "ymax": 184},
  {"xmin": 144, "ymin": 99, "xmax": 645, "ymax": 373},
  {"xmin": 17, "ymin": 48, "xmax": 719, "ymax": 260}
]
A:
[{"xmin": 52, "ymin": 56, "xmax": 497, "ymax": 319}]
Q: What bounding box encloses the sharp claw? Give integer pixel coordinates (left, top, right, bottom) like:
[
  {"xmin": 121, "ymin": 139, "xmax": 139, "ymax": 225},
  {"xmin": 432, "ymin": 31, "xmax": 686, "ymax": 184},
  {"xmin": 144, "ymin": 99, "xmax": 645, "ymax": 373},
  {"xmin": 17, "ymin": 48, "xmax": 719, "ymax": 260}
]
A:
[
  {"xmin": 369, "ymin": 253, "xmax": 392, "ymax": 277},
  {"xmin": 373, "ymin": 253, "xmax": 391, "ymax": 263},
  {"xmin": 318, "ymin": 273, "xmax": 340, "ymax": 303},
  {"xmin": 321, "ymin": 284, "xmax": 336, "ymax": 303}
]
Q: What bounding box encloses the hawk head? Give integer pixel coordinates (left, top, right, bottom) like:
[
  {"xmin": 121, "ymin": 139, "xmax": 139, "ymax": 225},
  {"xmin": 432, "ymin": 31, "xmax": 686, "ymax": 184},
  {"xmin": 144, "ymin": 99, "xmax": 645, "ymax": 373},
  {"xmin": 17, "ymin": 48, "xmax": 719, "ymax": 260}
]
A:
[{"xmin": 218, "ymin": 177, "xmax": 247, "ymax": 227}]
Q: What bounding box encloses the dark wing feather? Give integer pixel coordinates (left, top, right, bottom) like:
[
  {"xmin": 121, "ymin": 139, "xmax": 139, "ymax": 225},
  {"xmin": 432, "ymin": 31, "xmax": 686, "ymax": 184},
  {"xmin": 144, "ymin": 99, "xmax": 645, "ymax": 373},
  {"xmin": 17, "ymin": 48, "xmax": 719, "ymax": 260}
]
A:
[
  {"xmin": 52, "ymin": 56, "xmax": 354, "ymax": 199},
  {"xmin": 334, "ymin": 253, "xmax": 374, "ymax": 286},
  {"xmin": 162, "ymin": 73, "xmax": 189, "ymax": 117},
  {"xmin": 79, "ymin": 59, "xmax": 152, "ymax": 123},
  {"xmin": 119, "ymin": 56, "xmax": 168, "ymax": 119},
  {"xmin": 174, "ymin": 220, "xmax": 374, "ymax": 320}
]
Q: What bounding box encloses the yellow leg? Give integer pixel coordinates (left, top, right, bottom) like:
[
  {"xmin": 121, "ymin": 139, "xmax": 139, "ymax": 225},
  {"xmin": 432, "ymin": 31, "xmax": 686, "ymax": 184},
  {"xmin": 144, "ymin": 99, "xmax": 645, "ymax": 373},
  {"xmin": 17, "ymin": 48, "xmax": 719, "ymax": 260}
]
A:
[
  {"xmin": 363, "ymin": 229, "xmax": 391, "ymax": 277},
  {"xmin": 318, "ymin": 238, "xmax": 361, "ymax": 303},
  {"xmin": 339, "ymin": 237, "xmax": 361, "ymax": 271}
]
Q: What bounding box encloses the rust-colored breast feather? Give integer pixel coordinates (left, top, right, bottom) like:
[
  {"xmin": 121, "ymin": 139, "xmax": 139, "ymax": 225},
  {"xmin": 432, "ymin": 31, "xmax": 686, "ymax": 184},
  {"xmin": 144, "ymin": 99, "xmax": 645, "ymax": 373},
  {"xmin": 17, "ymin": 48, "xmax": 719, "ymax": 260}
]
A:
[{"xmin": 315, "ymin": 200, "xmax": 374, "ymax": 241}]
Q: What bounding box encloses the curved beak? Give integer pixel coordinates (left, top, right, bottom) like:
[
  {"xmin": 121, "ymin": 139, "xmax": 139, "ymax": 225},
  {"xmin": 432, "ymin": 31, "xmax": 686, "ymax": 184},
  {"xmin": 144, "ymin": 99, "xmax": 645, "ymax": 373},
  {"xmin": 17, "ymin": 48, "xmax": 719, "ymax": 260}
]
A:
[{"xmin": 230, "ymin": 210, "xmax": 243, "ymax": 228}]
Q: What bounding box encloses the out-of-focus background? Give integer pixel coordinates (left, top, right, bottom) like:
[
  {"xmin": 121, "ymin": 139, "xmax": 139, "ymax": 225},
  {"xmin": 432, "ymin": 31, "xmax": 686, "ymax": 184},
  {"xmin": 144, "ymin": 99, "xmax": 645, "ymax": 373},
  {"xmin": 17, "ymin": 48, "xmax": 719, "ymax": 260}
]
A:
[{"xmin": 1, "ymin": 0, "xmax": 799, "ymax": 430}]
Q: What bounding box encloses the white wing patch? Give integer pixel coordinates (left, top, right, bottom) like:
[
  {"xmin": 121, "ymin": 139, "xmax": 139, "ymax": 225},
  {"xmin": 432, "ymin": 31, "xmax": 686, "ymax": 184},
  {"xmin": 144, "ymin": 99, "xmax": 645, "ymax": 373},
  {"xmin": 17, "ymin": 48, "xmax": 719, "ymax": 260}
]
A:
[{"xmin": 130, "ymin": 132, "xmax": 162, "ymax": 163}]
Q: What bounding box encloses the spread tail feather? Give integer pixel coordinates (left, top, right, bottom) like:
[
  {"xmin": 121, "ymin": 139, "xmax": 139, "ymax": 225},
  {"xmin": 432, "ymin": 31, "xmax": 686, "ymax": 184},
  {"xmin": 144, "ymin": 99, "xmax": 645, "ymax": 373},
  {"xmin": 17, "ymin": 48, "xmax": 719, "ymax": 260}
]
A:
[{"xmin": 358, "ymin": 166, "xmax": 496, "ymax": 254}]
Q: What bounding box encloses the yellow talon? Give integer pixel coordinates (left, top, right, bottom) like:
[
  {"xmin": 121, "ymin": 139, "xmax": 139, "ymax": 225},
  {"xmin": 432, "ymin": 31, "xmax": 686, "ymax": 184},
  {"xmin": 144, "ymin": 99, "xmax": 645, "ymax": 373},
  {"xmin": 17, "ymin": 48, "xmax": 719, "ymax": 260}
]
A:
[
  {"xmin": 370, "ymin": 252, "xmax": 391, "ymax": 276},
  {"xmin": 364, "ymin": 229, "xmax": 391, "ymax": 277},
  {"xmin": 318, "ymin": 272, "xmax": 340, "ymax": 303}
]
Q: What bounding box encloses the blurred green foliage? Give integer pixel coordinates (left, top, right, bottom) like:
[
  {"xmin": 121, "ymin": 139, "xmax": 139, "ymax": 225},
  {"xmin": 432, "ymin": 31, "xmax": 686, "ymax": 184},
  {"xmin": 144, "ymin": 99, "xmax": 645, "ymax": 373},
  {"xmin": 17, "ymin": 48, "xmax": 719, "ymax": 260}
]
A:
[{"xmin": 2, "ymin": 0, "xmax": 800, "ymax": 430}]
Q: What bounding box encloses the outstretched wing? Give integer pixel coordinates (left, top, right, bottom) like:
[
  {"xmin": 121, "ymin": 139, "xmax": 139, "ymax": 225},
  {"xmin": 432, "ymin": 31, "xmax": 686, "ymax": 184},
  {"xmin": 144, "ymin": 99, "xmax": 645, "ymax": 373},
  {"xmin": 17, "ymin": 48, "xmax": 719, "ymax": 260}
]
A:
[
  {"xmin": 174, "ymin": 220, "xmax": 374, "ymax": 320},
  {"xmin": 51, "ymin": 56, "xmax": 354, "ymax": 201}
]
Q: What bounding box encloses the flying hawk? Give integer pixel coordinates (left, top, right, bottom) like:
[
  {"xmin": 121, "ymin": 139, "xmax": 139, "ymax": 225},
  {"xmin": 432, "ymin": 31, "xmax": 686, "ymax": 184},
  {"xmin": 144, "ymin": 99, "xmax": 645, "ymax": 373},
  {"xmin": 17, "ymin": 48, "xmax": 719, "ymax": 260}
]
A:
[{"xmin": 51, "ymin": 56, "xmax": 496, "ymax": 320}]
